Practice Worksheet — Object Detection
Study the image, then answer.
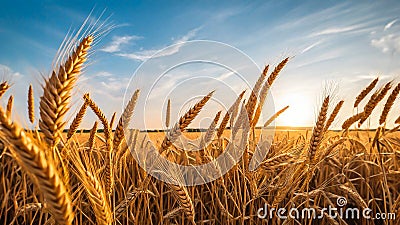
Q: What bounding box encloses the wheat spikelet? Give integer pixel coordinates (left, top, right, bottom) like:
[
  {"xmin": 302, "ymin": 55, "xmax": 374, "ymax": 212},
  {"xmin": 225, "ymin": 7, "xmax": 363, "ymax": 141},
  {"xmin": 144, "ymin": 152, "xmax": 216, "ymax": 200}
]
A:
[
  {"xmin": 83, "ymin": 93, "xmax": 113, "ymax": 194},
  {"xmin": 39, "ymin": 35, "xmax": 93, "ymax": 147},
  {"xmin": 88, "ymin": 121, "xmax": 98, "ymax": 150},
  {"xmin": 359, "ymin": 82, "xmax": 392, "ymax": 125},
  {"xmin": 0, "ymin": 106, "xmax": 74, "ymax": 225},
  {"xmin": 200, "ymin": 111, "xmax": 221, "ymax": 148},
  {"xmin": 166, "ymin": 98, "xmax": 171, "ymax": 128},
  {"xmin": 263, "ymin": 105, "xmax": 289, "ymax": 127},
  {"xmin": 309, "ymin": 96, "xmax": 329, "ymax": 164},
  {"xmin": 246, "ymin": 65, "xmax": 269, "ymax": 121},
  {"xmin": 66, "ymin": 101, "xmax": 88, "ymax": 140},
  {"xmin": 28, "ymin": 84, "xmax": 35, "ymax": 123},
  {"xmin": 6, "ymin": 95, "xmax": 13, "ymax": 118},
  {"xmin": 324, "ymin": 100, "xmax": 344, "ymax": 131},
  {"xmin": 160, "ymin": 91, "xmax": 214, "ymax": 153},
  {"xmin": 261, "ymin": 153, "xmax": 294, "ymax": 169},
  {"xmin": 379, "ymin": 82, "xmax": 400, "ymax": 125},
  {"xmin": 0, "ymin": 81, "xmax": 10, "ymax": 99},
  {"xmin": 113, "ymin": 89, "xmax": 140, "ymax": 152},
  {"xmin": 168, "ymin": 184, "xmax": 196, "ymax": 224},
  {"xmin": 109, "ymin": 112, "xmax": 116, "ymax": 130},
  {"xmin": 354, "ymin": 77, "xmax": 378, "ymax": 108}
]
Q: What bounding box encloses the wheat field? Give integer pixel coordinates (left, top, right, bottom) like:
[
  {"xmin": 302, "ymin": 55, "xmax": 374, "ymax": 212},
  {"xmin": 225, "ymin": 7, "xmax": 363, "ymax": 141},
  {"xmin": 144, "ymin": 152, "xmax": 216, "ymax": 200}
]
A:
[{"xmin": 0, "ymin": 33, "xmax": 400, "ymax": 225}]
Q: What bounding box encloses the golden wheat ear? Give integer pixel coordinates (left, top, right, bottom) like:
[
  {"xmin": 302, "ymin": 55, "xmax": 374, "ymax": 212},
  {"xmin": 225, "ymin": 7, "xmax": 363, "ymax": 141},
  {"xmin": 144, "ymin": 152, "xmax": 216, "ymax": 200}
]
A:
[
  {"xmin": 39, "ymin": 35, "xmax": 93, "ymax": 148},
  {"xmin": 0, "ymin": 106, "xmax": 74, "ymax": 225},
  {"xmin": 113, "ymin": 89, "xmax": 140, "ymax": 152},
  {"xmin": 309, "ymin": 96, "xmax": 329, "ymax": 165},
  {"xmin": 160, "ymin": 91, "xmax": 214, "ymax": 153},
  {"xmin": 0, "ymin": 81, "xmax": 10, "ymax": 99},
  {"xmin": 354, "ymin": 77, "xmax": 379, "ymax": 108},
  {"xmin": 28, "ymin": 84, "xmax": 35, "ymax": 123}
]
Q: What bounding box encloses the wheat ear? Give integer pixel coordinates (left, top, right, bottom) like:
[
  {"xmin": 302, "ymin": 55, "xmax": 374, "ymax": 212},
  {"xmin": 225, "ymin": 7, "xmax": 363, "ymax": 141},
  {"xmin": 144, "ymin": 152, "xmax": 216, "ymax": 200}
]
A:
[
  {"xmin": 379, "ymin": 82, "xmax": 400, "ymax": 125},
  {"xmin": 166, "ymin": 98, "xmax": 171, "ymax": 128},
  {"xmin": 83, "ymin": 93, "xmax": 113, "ymax": 194},
  {"xmin": 246, "ymin": 65, "xmax": 269, "ymax": 121},
  {"xmin": 109, "ymin": 112, "xmax": 116, "ymax": 130},
  {"xmin": 68, "ymin": 150, "xmax": 112, "ymax": 225},
  {"xmin": 88, "ymin": 121, "xmax": 98, "ymax": 150},
  {"xmin": 261, "ymin": 153, "xmax": 294, "ymax": 169},
  {"xmin": 254, "ymin": 58, "xmax": 289, "ymax": 126},
  {"xmin": 160, "ymin": 91, "xmax": 214, "ymax": 153},
  {"xmin": 113, "ymin": 89, "xmax": 140, "ymax": 152},
  {"xmin": 324, "ymin": 100, "xmax": 344, "ymax": 131},
  {"xmin": 168, "ymin": 184, "xmax": 196, "ymax": 224},
  {"xmin": 0, "ymin": 81, "xmax": 10, "ymax": 99},
  {"xmin": 200, "ymin": 111, "xmax": 221, "ymax": 148},
  {"xmin": 309, "ymin": 96, "xmax": 329, "ymax": 164},
  {"xmin": 359, "ymin": 82, "xmax": 392, "ymax": 125},
  {"xmin": 66, "ymin": 101, "xmax": 88, "ymax": 140},
  {"xmin": 217, "ymin": 90, "xmax": 246, "ymax": 138},
  {"xmin": 263, "ymin": 105, "xmax": 289, "ymax": 127},
  {"xmin": 6, "ymin": 95, "xmax": 13, "ymax": 118},
  {"xmin": 0, "ymin": 106, "xmax": 74, "ymax": 225},
  {"xmin": 354, "ymin": 77, "xmax": 379, "ymax": 108},
  {"xmin": 28, "ymin": 84, "xmax": 35, "ymax": 123},
  {"xmin": 39, "ymin": 35, "xmax": 93, "ymax": 147},
  {"xmin": 342, "ymin": 113, "xmax": 364, "ymax": 130}
]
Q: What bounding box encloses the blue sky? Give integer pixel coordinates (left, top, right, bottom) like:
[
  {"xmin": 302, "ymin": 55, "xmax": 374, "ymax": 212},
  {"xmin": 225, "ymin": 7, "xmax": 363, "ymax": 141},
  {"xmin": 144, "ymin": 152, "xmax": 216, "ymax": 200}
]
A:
[{"xmin": 1, "ymin": 1, "xmax": 400, "ymax": 129}]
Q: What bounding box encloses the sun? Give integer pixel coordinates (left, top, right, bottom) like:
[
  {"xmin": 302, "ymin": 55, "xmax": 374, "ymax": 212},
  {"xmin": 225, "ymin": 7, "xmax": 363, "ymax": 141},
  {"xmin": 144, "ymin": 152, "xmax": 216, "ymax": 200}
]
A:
[{"xmin": 274, "ymin": 92, "xmax": 314, "ymax": 127}]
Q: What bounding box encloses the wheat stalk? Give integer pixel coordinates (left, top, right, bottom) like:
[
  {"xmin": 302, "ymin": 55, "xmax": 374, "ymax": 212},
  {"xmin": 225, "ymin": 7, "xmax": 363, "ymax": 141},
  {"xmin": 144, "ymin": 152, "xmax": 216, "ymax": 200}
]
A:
[
  {"xmin": 354, "ymin": 77, "xmax": 379, "ymax": 108},
  {"xmin": 160, "ymin": 91, "xmax": 214, "ymax": 153},
  {"xmin": 166, "ymin": 98, "xmax": 171, "ymax": 128},
  {"xmin": 379, "ymin": 82, "xmax": 400, "ymax": 125},
  {"xmin": 28, "ymin": 84, "xmax": 35, "ymax": 123},
  {"xmin": 0, "ymin": 106, "xmax": 74, "ymax": 225},
  {"xmin": 39, "ymin": 35, "xmax": 93, "ymax": 147},
  {"xmin": 113, "ymin": 89, "xmax": 140, "ymax": 152}
]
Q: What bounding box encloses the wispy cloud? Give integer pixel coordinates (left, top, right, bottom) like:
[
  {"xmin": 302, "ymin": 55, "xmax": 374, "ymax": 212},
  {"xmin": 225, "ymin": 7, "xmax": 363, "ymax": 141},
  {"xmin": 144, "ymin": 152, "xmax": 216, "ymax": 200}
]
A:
[
  {"xmin": 371, "ymin": 34, "xmax": 400, "ymax": 54},
  {"xmin": 116, "ymin": 27, "xmax": 201, "ymax": 61},
  {"xmin": 311, "ymin": 25, "xmax": 361, "ymax": 37},
  {"xmin": 384, "ymin": 19, "xmax": 398, "ymax": 31},
  {"xmin": 101, "ymin": 35, "xmax": 142, "ymax": 53},
  {"xmin": 300, "ymin": 41, "xmax": 322, "ymax": 54}
]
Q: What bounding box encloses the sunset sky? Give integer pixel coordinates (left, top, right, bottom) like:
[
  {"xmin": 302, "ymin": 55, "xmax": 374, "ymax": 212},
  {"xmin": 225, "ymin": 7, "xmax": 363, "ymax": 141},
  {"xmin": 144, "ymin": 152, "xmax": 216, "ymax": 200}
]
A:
[{"xmin": 1, "ymin": 1, "xmax": 400, "ymax": 129}]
